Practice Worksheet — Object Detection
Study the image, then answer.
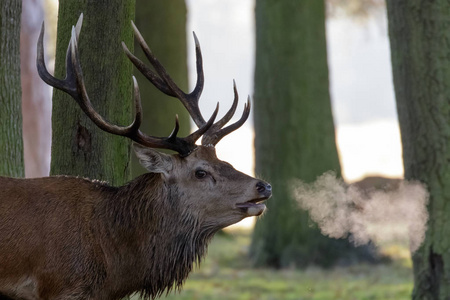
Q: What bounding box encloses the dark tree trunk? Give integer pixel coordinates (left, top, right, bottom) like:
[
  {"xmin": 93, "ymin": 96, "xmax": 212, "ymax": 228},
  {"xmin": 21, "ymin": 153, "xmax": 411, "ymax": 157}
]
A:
[
  {"xmin": 250, "ymin": 0, "xmax": 370, "ymax": 268},
  {"xmin": 0, "ymin": 0, "xmax": 24, "ymax": 177},
  {"xmin": 387, "ymin": 1, "xmax": 450, "ymax": 299},
  {"xmin": 51, "ymin": 1, "xmax": 135, "ymax": 185}
]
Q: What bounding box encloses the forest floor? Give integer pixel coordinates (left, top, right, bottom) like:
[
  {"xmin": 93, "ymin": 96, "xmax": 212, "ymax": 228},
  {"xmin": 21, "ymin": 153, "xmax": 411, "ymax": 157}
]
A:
[{"xmin": 132, "ymin": 228, "xmax": 413, "ymax": 300}]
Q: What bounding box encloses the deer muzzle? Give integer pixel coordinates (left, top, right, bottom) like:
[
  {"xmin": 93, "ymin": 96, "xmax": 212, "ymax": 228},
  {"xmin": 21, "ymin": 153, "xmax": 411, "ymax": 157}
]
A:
[{"xmin": 235, "ymin": 181, "xmax": 272, "ymax": 216}]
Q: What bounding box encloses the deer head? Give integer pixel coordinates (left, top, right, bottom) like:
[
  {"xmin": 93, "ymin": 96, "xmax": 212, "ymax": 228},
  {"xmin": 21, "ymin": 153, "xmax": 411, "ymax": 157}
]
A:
[{"xmin": 36, "ymin": 13, "xmax": 271, "ymax": 225}]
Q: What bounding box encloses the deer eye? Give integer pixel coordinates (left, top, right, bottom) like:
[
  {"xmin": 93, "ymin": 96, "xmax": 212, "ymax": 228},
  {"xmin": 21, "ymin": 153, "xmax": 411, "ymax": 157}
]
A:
[{"xmin": 195, "ymin": 170, "xmax": 208, "ymax": 179}]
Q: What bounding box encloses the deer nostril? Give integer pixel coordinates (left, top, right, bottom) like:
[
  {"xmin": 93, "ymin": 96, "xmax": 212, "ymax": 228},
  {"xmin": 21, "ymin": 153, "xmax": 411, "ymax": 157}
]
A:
[{"xmin": 256, "ymin": 181, "xmax": 271, "ymax": 194}]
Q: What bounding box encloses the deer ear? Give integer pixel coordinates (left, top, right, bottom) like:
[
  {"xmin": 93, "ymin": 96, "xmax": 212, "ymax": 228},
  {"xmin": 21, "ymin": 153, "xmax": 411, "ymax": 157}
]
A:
[{"xmin": 133, "ymin": 143, "xmax": 173, "ymax": 176}]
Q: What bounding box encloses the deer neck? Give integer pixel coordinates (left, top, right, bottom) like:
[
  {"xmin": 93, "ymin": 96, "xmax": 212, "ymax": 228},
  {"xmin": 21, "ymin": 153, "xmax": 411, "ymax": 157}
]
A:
[{"xmin": 95, "ymin": 173, "xmax": 217, "ymax": 299}]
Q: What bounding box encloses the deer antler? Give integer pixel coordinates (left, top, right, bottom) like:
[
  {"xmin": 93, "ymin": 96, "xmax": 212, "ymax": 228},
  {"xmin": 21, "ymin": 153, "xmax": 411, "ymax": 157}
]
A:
[
  {"xmin": 121, "ymin": 22, "xmax": 250, "ymax": 147},
  {"xmin": 36, "ymin": 14, "xmax": 218, "ymax": 156}
]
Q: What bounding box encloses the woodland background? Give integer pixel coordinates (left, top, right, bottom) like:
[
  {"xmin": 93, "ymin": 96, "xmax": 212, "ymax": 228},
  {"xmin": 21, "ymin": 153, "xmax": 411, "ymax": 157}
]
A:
[{"xmin": 1, "ymin": 0, "xmax": 449, "ymax": 299}]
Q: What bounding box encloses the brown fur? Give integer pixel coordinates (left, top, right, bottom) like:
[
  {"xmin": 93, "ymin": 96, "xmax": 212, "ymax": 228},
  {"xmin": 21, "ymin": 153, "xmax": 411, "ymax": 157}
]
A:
[{"xmin": 0, "ymin": 146, "xmax": 271, "ymax": 300}]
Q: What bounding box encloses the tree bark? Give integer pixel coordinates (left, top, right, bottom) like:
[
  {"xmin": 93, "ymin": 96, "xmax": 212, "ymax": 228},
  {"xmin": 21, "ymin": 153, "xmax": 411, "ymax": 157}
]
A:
[
  {"xmin": 0, "ymin": 0, "xmax": 24, "ymax": 178},
  {"xmin": 386, "ymin": 1, "xmax": 450, "ymax": 299},
  {"xmin": 51, "ymin": 1, "xmax": 135, "ymax": 186},
  {"xmin": 21, "ymin": 0, "xmax": 51, "ymax": 178},
  {"xmin": 132, "ymin": 0, "xmax": 189, "ymax": 177},
  {"xmin": 250, "ymin": 0, "xmax": 370, "ymax": 268}
]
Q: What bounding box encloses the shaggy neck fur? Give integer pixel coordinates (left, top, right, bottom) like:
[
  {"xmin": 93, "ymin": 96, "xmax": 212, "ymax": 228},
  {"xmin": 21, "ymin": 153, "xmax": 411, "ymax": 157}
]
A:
[{"xmin": 96, "ymin": 173, "xmax": 218, "ymax": 299}]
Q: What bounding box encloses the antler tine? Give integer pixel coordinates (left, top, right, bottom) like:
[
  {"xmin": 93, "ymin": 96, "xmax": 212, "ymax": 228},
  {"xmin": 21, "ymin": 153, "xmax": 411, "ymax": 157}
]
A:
[
  {"xmin": 74, "ymin": 13, "xmax": 83, "ymax": 41},
  {"xmin": 191, "ymin": 32, "xmax": 205, "ymax": 112},
  {"xmin": 202, "ymin": 97, "xmax": 251, "ymax": 146},
  {"xmin": 157, "ymin": 104, "xmax": 219, "ymax": 157},
  {"xmin": 37, "ymin": 13, "xmax": 210, "ymax": 156},
  {"xmin": 121, "ymin": 42, "xmax": 175, "ymax": 97},
  {"xmin": 126, "ymin": 23, "xmax": 207, "ymax": 127},
  {"xmin": 37, "ymin": 23, "xmax": 73, "ymax": 96},
  {"xmin": 129, "ymin": 76, "xmax": 143, "ymax": 132},
  {"xmin": 186, "ymin": 103, "xmax": 219, "ymax": 145},
  {"xmin": 167, "ymin": 115, "xmax": 180, "ymax": 142},
  {"xmin": 69, "ymin": 24, "xmax": 137, "ymax": 136},
  {"xmin": 201, "ymin": 80, "xmax": 239, "ymax": 145}
]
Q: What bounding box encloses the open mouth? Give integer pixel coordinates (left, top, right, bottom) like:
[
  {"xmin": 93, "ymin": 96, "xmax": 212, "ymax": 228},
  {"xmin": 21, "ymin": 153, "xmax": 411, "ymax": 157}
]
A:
[{"xmin": 235, "ymin": 197, "xmax": 269, "ymax": 216}]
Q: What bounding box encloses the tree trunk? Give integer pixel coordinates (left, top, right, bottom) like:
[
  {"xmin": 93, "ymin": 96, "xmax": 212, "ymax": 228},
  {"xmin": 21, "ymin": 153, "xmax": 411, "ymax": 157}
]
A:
[
  {"xmin": 132, "ymin": 0, "xmax": 189, "ymax": 177},
  {"xmin": 51, "ymin": 1, "xmax": 135, "ymax": 185},
  {"xmin": 386, "ymin": 1, "xmax": 450, "ymax": 299},
  {"xmin": 0, "ymin": 0, "xmax": 24, "ymax": 178},
  {"xmin": 250, "ymin": 0, "xmax": 368, "ymax": 268},
  {"xmin": 21, "ymin": 0, "xmax": 51, "ymax": 178}
]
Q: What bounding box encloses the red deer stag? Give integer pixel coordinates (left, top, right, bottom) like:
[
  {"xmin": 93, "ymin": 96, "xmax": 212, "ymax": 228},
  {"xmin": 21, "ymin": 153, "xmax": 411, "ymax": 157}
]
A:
[{"xmin": 0, "ymin": 14, "xmax": 271, "ymax": 300}]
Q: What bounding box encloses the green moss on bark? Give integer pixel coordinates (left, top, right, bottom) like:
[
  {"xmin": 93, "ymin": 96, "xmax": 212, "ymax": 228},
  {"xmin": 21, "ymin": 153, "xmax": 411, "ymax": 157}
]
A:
[
  {"xmin": 0, "ymin": 0, "xmax": 24, "ymax": 177},
  {"xmin": 51, "ymin": 1, "xmax": 135, "ymax": 185},
  {"xmin": 387, "ymin": 1, "xmax": 450, "ymax": 298}
]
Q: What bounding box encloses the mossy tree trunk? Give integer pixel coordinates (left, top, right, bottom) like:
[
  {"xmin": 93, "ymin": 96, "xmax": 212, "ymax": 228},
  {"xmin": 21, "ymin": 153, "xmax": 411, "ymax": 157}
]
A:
[
  {"xmin": 0, "ymin": 0, "xmax": 24, "ymax": 178},
  {"xmin": 250, "ymin": 0, "xmax": 367, "ymax": 268},
  {"xmin": 131, "ymin": 0, "xmax": 190, "ymax": 176},
  {"xmin": 386, "ymin": 1, "xmax": 450, "ymax": 299},
  {"xmin": 51, "ymin": 1, "xmax": 135, "ymax": 185}
]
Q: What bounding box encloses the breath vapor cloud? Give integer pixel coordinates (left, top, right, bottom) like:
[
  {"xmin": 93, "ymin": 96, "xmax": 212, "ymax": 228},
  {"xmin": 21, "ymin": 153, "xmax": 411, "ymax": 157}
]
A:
[{"xmin": 291, "ymin": 172, "xmax": 429, "ymax": 252}]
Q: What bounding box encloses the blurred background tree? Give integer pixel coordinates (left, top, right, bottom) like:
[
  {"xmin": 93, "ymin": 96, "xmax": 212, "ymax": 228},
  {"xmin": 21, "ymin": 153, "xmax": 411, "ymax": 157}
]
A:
[
  {"xmin": 50, "ymin": 1, "xmax": 135, "ymax": 185},
  {"xmin": 132, "ymin": 0, "xmax": 190, "ymax": 177},
  {"xmin": 0, "ymin": 0, "xmax": 24, "ymax": 177},
  {"xmin": 250, "ymin": 0, "xmax": 378, "ymax": 268},
  {"xmin": 387, "ymin": 0, "xmax": 450, "ymax": 298}
]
